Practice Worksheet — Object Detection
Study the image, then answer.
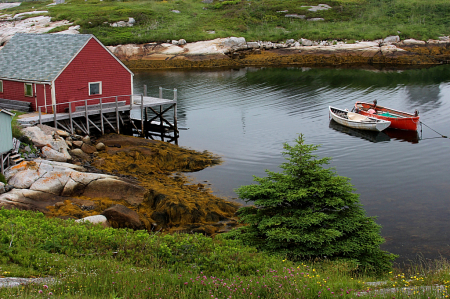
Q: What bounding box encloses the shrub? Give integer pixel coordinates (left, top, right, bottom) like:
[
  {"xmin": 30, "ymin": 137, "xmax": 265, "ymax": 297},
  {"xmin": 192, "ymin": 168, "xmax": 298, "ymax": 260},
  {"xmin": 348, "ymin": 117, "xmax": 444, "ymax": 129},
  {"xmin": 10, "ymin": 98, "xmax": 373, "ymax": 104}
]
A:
[{"xmin": 224, "ymin": 134, "xmax": 397, "ymax": 276}]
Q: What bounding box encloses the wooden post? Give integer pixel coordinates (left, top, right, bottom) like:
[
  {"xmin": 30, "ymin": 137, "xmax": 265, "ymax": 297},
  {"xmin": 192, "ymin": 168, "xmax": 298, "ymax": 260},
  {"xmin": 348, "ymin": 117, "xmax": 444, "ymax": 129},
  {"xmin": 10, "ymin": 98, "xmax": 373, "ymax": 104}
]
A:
[
  {"xmin": 159, "ymin": 104, "xmax": 163, "ymax": 136},
  {"xmin": 53, "ymin": 104, "xmax": 57, "ymax": 129},
  {"xmin": 1, "ymin": 154, "xmax": 4, "ymax": 175},
  {"xmin": 69, "ymin": 104, "xmax": 73, "ymax": 134},
  {"xmin": 174, "ymin": 102, "xmax": 178, "ymax": 144},
  {"xmin": 85, "ymin": 100, "xmax": 90, "ymax": 135},
  {"xmin": 115, "ymin": 96, "xmax": 120, "ymax": 134},
  {"xmin": 140, "ymin": 94, "xmax": 144, "ymax": 136},
  {"xmin": 173, "ymin": 89, "xmax": 178, "ymax": 142},
  {"xmin": 100, "ymin": 98, "xmax": 104, "ymax": 135},
  {"xmin": 159, "ymin": 87, "xmax": 162, "ymax": 99},
  {"xmin": 143, "ymin": 86, "xmax": 148, "ymax": 136},
  {"xmin": 130, "ymin": 95, "xmax": 133, "ymax": 110},
  {"xmin": 38, "ymin": 107, "xmax": 42, "ymax": 125}
]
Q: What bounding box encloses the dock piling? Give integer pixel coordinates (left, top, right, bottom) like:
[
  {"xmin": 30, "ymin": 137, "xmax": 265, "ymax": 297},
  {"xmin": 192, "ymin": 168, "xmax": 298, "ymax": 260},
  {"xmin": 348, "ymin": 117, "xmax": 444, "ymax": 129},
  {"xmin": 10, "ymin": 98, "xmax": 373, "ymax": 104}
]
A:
[
  {"xmin": 100, "ymin": 98, "xmax": 104, "ymax": 135},
  {"xmin": 69, "ymin": 104, "xmax": 73, "ymax": 134},
  {"xmin": 85, "ymin": 100, "xmax": 90, "ymax": 135},
  {"xmin": 115, "ymin": 96, "xmax": 120, "ymax": 134},
  {"xmin": 141, "ymin": 94, "xmax": 144, "ymax": 136},
  {"xmin": 53, "ymin": 104, "xmax": 57, "ymax": 129}
]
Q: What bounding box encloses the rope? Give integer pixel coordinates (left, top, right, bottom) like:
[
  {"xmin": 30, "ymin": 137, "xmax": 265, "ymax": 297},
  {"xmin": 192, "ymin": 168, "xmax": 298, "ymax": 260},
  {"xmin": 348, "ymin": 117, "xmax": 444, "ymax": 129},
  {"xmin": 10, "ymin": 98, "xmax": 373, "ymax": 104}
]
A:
[{"xmin": 420, "ymin": 121, "xmax": 448, "ymax": 138}]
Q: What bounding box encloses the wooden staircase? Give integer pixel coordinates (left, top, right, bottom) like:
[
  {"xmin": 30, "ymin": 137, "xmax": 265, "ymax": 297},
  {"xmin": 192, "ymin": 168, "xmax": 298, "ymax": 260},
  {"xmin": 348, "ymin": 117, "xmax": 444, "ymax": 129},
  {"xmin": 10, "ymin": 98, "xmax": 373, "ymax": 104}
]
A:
[
  {"xmin": 9, "ymin": 154, "xmax": 24, "ymax": 165},
  {"xmin": 9, "ymin": 138, "xmax": 23, "ymax": 165}
]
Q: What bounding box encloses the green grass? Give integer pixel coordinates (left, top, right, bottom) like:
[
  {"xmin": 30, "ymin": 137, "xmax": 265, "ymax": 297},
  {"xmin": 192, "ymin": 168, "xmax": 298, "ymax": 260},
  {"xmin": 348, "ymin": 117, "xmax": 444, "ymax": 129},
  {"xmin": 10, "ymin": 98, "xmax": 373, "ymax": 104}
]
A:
[
  {"xmin": 10, "ymin": 110, "xmax": 25, "ymax": 139},
  {"xmin": 0, "ymin": 208, "xmax": 449, "ymax": 298},
  {"xmin": 2, "ymin": 0, "xmax": 449, "ymax": 45}
]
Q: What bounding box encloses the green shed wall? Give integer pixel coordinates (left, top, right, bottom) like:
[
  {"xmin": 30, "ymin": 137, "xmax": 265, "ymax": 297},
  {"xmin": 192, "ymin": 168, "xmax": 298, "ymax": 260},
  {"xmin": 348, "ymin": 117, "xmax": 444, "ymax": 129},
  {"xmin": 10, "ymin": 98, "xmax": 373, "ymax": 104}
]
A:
[{"xmin": 0, "ymin": 113, "xmax": 13, "ymax": 154}]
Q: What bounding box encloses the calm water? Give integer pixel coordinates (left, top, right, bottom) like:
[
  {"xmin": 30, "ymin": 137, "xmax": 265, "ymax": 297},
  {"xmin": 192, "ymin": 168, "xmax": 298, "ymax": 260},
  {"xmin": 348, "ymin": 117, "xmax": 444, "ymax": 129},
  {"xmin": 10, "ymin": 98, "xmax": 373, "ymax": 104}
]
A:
[{"xmin": 133, "ymin": 65, "xmax": 450, "ymax": 263}]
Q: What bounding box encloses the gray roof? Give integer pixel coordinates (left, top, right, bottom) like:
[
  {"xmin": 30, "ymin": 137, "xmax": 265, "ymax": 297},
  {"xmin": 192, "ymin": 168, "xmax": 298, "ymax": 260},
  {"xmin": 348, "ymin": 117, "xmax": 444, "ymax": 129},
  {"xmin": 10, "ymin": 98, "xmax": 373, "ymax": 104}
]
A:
[{"xmin": 0, "ymin": 33, "xmax": 93, "ymax": 82}]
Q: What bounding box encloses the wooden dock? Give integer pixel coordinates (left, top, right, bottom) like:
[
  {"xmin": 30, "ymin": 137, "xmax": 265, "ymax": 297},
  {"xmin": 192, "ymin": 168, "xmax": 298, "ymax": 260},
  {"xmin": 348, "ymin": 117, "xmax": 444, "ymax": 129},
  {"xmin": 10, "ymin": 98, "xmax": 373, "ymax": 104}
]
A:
[{"xmin": 17, "ymin": 88, "xmax": 179, "ymax": 141}]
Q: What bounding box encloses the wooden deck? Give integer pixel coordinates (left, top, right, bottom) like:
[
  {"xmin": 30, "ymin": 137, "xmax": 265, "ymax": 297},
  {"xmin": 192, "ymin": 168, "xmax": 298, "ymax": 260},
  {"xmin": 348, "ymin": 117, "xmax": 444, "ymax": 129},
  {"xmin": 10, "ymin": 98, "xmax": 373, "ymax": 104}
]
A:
[{"xmin": 17, "ymin": 95, "xmax": 176, "ymax": 127}]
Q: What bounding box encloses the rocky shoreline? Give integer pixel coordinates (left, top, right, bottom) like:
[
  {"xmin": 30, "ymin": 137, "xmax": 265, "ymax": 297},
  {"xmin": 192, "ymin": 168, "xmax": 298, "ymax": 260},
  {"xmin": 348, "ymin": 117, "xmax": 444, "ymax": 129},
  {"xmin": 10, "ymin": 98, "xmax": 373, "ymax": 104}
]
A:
[
  {"xmin": 109, "ymin": 36, "xmax": 450, "ymax": 69},
  {"xmin": 0, "ymin": 12, "xmax": 449, "ymax": 69},
  {"xmin": 0, "ymin": 126, "xmax": 240, "ymax": 236}
]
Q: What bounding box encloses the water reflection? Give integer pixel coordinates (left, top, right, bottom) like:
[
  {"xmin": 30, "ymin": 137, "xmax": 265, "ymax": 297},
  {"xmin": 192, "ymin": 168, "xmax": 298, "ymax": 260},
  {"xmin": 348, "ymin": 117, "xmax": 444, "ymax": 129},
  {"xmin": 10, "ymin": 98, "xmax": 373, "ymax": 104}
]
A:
[
  {"xmin": 405, "ymin": 85, "xmax": 442, "ymax": 108},
  {"xmin": 384, "ymin": 128, "xmax": 420, "ymax": 144},
  {"xmin": 329, "ymin": 119, "xmax": 391, "ymax": 143},
  {"xmin": 133, "ymin": 65, "xmax": 450, "ymax": 263}
]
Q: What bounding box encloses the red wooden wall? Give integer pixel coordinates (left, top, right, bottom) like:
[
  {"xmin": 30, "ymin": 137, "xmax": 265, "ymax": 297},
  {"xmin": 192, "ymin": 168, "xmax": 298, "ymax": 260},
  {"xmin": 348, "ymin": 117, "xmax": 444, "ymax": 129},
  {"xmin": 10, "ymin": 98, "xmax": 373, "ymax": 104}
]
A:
[
  {"xmin": 0, "ymin": 81, "xmax": 52, "ymax": 112},
  {"xmin": 55, "ymin": 38, "xmax": 132, "ymax": 113}
]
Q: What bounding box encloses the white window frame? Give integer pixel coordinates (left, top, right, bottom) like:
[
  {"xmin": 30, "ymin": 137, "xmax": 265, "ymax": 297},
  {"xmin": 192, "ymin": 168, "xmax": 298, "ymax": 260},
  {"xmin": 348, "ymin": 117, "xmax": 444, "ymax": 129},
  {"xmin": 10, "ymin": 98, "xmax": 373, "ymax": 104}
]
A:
[
  {"xmin": 24, "ymin": 83, "xmax": 33, "ymax": 97},
  {"xmin": 89, "ymin": 81, "xmax": 102, "ymax": 96},
  {"xmin": 0, "ymin": 80, "xmax": 3, "ymax": 93}
]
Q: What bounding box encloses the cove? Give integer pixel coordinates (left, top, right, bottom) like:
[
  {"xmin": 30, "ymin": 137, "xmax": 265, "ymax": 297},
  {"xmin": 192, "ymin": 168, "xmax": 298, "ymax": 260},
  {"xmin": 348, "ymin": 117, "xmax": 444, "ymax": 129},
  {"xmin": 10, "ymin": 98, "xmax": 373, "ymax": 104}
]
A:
[{"xmin": 133, "ymin": 65, "xmax": 450, "ymax": 264}]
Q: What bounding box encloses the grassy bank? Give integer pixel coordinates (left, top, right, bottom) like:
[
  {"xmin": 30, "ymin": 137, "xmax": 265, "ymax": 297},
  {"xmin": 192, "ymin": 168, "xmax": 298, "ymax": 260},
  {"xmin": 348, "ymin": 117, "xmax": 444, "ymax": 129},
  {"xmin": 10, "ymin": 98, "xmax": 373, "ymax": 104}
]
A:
[
  {"xmin": 2, "ymin": 0, "xmax": 449, "ymax": 46},
  {"xmin": 0, "ymin": 209, "xmax": 448, "ymax": 298}
]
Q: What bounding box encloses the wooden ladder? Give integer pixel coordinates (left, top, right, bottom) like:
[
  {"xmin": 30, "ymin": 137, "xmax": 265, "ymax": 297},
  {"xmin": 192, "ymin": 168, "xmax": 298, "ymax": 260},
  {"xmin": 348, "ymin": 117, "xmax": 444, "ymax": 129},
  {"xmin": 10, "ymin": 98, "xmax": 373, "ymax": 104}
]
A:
[{"xmin": 9, "ymin": 138, "xmax": 23, "ymax": 165}]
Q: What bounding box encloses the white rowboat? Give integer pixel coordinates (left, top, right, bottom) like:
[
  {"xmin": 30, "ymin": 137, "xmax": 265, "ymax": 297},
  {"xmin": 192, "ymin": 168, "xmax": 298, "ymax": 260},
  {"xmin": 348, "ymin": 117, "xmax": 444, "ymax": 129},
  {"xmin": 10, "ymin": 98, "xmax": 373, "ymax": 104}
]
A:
[{"xmin": 329, "ymin": 106, "xmax": 391, "ymax": 132}]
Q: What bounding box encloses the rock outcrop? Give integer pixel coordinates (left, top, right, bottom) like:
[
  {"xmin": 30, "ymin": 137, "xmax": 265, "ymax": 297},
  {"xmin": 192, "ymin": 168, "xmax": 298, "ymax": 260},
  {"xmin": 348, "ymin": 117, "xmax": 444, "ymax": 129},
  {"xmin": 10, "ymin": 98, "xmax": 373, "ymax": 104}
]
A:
[
  {"xmin": 0, "ymin": 132, "xmax": 239, "ymax": 235},
  {"xmin": 102, "ymin": 204, "xmax": 144, "ymax": 230},
  {"xmin": 106, "ymin": 37, "xmax": 450, "ymax": 69},
  {"xmin": 22, "ymin": 126, "xmax": 71, "ymax": 162},
  {"xmin": 75, "ymin": 215, "xmax": 110, "ymax": 228},
  {"xmin": 0, "ymin": 14, "xmax": 77, "ymax": 46}
]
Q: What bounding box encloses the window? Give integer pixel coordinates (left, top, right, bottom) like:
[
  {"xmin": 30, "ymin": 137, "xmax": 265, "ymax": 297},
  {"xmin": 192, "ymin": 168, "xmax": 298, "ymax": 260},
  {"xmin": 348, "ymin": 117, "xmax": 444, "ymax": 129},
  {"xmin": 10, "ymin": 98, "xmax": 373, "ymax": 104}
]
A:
[
  {"xmin": 89, "ymin": 82, "xmax": 102, "ymax": 95},
  {"xmin": 0, "ymin": 80, "xmax": 3, "ymax": 93},
  {"xmin": 24, "ymin": 83, "xmax": 33, "ymax": 97}
]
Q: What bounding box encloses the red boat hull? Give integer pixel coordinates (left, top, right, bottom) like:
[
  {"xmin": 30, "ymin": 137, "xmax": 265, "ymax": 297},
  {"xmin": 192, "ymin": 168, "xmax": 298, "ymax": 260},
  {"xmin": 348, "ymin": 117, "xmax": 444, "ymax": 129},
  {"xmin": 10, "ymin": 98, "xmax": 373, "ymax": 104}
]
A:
[{"xmin": 354, "ymin": 102, "xmax": 420, "ymax": 131}]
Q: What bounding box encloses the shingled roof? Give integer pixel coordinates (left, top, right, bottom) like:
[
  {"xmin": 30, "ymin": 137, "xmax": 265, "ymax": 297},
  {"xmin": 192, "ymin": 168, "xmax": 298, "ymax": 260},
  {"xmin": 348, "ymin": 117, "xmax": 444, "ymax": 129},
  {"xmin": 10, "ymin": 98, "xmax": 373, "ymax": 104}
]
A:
[{"xmin": 0, "ymin": 33, "xmax": 93, "ymax": 83}]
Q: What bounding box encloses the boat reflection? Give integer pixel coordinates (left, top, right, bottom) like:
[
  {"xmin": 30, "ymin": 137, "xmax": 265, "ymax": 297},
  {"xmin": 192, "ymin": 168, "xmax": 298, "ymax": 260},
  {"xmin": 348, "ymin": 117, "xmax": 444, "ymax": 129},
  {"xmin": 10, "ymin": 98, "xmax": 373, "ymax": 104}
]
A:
[
  {"xmin": 329, "ymin": 120, "xmax": 421, "ymax": 143},
  {"xmin": 383, "ymin": 128, "xmax": 420, "ymax": 144},
  {"xmin": 329, "ymin": 119, "xmax": 390, "ymax": 143}
]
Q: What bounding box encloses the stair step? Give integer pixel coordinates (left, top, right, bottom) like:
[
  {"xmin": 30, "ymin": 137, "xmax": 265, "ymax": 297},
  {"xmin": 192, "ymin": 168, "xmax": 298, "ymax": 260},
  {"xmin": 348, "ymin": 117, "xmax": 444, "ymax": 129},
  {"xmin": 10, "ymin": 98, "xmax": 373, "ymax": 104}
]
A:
[{"xmin": 10, "ymin": 154, "xmax": 21, "ymax": 159}]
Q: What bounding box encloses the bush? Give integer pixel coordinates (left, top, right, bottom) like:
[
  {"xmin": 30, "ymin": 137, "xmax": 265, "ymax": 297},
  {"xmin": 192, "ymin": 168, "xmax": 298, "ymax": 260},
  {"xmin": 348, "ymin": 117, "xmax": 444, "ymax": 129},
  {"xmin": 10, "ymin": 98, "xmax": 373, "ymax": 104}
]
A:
[{"xmin": 224, "ymin": 134, "xmax": 397, "ymax": 276}]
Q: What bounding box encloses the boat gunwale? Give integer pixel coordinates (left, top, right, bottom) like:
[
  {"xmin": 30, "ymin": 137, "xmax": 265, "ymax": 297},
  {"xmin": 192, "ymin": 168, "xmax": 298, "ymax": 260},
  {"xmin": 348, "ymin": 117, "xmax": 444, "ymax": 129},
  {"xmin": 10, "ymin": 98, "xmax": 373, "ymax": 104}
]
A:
[
  {"xmin": 354, "ymin": 101, "xmax": 420, "ymax": 131},
  {"xmin": 355, "ymin": 101, "xmax": 418, "ymax": 119},
  {"xmin": 329, "ymin": 106, "xmax": 390, "ymax": 124}
]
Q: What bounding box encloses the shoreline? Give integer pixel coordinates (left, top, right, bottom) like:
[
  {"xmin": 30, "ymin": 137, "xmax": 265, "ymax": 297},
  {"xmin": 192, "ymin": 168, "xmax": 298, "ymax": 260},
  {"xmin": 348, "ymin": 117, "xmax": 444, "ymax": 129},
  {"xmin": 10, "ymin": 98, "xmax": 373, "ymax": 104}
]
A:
[
  {"xmin": 0, "ymin": 127, "xmax": 240, "ymax": 236},
  {"xmin": 108, "ymin": 37, "xmax": 450, "ymax": 70}
]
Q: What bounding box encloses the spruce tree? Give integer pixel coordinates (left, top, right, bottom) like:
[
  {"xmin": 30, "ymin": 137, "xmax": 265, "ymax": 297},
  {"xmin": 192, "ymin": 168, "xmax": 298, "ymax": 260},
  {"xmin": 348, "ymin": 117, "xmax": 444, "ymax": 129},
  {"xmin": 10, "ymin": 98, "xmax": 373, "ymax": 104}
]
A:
[{"xmin": 225, "ymin": 135, "xmax": 396, "ymax": 274}]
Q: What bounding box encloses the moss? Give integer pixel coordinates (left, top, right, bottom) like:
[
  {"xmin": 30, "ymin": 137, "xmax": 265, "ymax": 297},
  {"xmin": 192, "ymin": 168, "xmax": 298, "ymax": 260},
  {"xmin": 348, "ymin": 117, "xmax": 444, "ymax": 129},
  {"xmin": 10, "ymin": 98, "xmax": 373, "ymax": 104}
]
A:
[
  {"xmin": 0, "ymin": 173, "xmax": 6, "ymax": 185},
  {"xmin": 123, "ymin": 45, "xmax": 450, "ymax": 70},
  {"xmin": 46, "ymin": 134, "xmax": 240, "ymax": 235}
]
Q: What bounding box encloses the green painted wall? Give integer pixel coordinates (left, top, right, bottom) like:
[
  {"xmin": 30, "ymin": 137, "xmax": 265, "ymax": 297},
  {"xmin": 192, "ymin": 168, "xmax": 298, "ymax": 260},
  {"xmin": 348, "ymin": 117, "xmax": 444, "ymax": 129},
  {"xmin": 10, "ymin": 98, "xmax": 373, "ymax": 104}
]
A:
[{"xmin": 0, "ymin": 112, "xmax": 13, "ymax": 154}]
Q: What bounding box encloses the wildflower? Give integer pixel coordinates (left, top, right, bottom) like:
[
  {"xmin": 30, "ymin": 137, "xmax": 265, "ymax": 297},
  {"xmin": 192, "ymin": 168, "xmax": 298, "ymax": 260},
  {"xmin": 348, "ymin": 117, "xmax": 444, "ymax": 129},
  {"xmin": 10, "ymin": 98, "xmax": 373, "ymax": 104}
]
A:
[
  {"xmin": 38, "ymin": 290, "xmax": 43, "ymax": 294},
  {"xmin": 43, "ymin": 285, "xmax": 48, "ymax": 289}
]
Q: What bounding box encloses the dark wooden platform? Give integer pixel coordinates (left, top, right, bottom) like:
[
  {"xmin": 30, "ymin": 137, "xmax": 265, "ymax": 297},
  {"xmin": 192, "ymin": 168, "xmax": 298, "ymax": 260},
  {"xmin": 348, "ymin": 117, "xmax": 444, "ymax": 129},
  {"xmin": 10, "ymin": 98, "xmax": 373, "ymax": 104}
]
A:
[{"xmin": 17, "ymin": 94, "xmax": 178, "ymax": 139}]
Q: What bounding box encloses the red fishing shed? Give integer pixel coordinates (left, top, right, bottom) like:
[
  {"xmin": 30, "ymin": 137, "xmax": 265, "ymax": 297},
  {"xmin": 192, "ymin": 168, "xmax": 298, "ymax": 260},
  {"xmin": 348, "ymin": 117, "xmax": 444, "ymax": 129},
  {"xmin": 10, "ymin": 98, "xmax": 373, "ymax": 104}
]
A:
[{"xmin": 0, "ymin": 33, "xmax": 134, "ymax": 113}]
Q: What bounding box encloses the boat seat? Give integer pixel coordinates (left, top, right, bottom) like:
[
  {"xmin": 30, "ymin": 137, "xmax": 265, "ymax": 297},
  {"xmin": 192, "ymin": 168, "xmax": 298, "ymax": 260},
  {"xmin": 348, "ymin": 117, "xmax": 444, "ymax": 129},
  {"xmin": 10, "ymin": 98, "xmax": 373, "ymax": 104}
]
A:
[{"xmin": 347, "ymin": 112, "xmax": 368, "ymax": 121}]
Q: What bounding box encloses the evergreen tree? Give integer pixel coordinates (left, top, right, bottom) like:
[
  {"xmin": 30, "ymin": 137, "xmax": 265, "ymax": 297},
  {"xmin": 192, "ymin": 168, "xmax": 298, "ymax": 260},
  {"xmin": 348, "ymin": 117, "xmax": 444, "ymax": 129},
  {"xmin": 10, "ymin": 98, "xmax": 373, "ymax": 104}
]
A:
[{"xmin": 225, "ymin": 135, "xmax": 396, "ymax": 275}]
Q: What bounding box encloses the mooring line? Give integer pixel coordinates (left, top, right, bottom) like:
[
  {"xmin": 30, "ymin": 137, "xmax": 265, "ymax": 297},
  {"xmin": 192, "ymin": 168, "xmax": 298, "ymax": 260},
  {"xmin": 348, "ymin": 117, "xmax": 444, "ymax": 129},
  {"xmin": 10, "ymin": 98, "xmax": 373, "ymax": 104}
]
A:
[{"xmin": 420, "ymin": 121, "xmax": 448, "ymax": 138}]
